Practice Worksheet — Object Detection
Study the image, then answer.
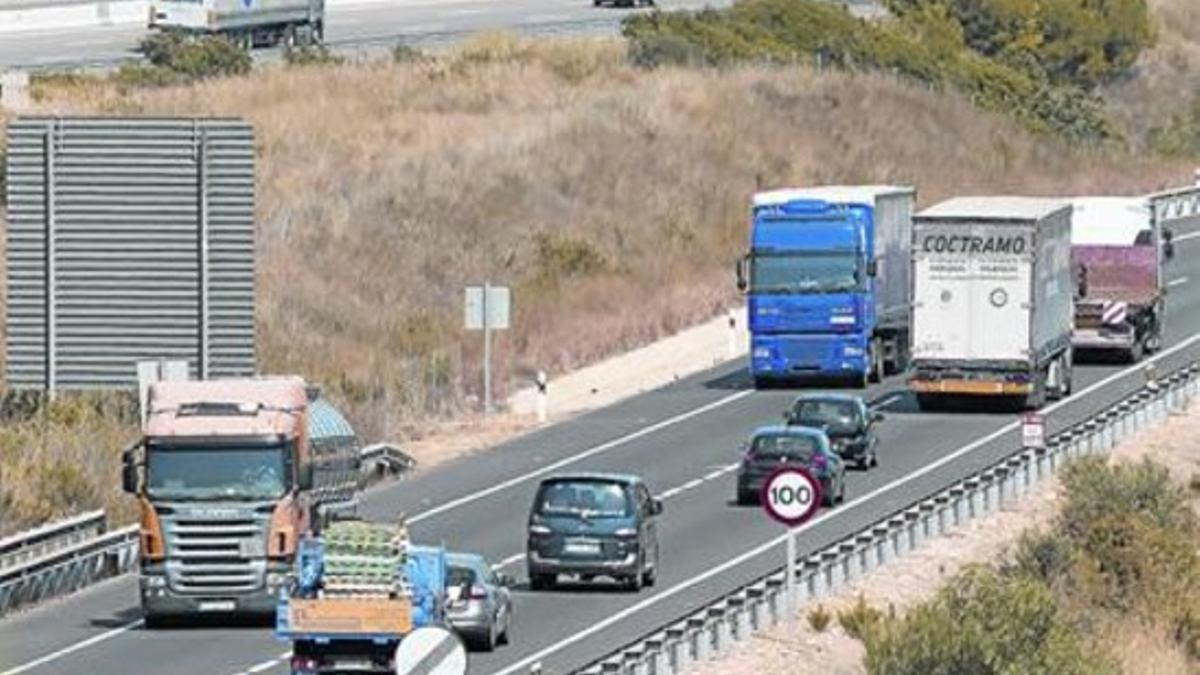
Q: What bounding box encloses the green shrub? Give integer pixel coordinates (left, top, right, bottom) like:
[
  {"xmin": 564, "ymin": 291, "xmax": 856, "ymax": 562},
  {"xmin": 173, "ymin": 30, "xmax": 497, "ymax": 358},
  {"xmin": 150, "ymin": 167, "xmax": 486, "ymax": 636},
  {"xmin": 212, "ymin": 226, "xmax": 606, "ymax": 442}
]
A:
[
  {"xmin": 1060, "ymin": 458, "xmax": 1195, "ymax": 541},
  {"xmin": 283, "ymin": 44, "xmax": 345, "ymax": 67},
  {"xmin": 1150, "ymin": 97, "xmax": 1200, "ymax": 158},
  {"xmin": 621, "ymin": 0, "xmax": 1120, "ymax": 143},
  {"xmin": 862, "ymin": 567, "xmax": 1115, "ymax": 675},
  {"xmin": 127, "ymin": 33, "xmax": 251, "ymax": 86},
  {"xmin": 392, "ymin": 43, "xmax": 427, "ymax": 64},
  {"xmin": 807, "ymin": 603, "xmax": 832, "ymax": 632},
  {"xmin": 533, "ymin": 233, "xmax": 610, "ymax": 284},
  {"xmin": 838, "ymin": 595, "xmax": 885, "ymax": 641}
]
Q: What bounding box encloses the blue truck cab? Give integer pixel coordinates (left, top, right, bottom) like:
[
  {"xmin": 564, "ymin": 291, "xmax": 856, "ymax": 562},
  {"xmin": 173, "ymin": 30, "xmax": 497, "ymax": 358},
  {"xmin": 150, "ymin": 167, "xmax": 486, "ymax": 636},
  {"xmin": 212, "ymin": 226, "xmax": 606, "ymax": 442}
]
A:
[{"xmin": 736, "ymin": 186, "xmax": 916, "ymax": 388}]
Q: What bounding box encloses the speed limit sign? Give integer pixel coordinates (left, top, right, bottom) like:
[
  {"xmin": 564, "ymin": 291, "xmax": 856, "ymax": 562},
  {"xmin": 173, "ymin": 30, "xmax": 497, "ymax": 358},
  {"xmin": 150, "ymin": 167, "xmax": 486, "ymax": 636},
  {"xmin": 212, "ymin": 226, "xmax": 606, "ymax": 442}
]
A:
[{"xmin": 761, "ymin": 467, "xmax": 821, "ymax": 527}]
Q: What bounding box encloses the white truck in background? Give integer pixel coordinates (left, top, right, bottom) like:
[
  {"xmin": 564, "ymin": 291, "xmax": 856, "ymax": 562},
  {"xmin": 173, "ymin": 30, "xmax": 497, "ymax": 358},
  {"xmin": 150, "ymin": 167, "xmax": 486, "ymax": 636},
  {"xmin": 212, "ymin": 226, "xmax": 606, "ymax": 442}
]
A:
[
  {"xmin": 908, "ymin": 197, "xmax": 1074, "ymax": 410},
  {"xmin": 149, "ymin": 0, "xmax": 324, "ymax": 48}
]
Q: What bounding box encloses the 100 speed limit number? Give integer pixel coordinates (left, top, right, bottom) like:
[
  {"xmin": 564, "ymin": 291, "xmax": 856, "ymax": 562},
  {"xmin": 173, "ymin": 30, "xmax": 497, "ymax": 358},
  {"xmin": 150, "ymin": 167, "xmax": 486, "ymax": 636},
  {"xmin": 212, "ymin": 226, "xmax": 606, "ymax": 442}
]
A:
[{"xmin": 761, "ymin": 467, "xmax": 821, "ymax": 527}]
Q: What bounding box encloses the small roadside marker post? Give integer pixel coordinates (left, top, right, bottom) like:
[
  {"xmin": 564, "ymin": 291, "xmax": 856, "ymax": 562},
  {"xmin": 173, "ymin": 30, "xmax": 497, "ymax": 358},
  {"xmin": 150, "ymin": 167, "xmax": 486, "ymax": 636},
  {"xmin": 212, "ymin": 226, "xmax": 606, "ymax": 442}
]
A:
[
  {"xmin": 761, "ymin": 466, "xmax": 822, "ymax": 621},
  {"xmin": 465, "ymin": 283, "xmax": 511, "ymax": 417},
  {"xmin": 1021, "ymin": 412, "xmax": 1045, "ymax": 450}
]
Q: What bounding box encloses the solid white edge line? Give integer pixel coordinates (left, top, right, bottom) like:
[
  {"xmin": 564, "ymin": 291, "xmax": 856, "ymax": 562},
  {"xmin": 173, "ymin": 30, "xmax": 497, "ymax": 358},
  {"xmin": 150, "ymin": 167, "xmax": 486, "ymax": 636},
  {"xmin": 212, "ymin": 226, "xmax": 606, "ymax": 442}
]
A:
[
  {"xmin": 409, "ymin": 390, "xmax": 755, "ymax": 524},
  {"xmin": 1169, "ymin": 277, "xmax": 1189, "ymax": 287},
  {"xmin": 492, "ymin": 331, "xmax": 1200, "ymax": 675},
  {"xmin": 0, "ymin": 620, "xmax": 144, "ymax": 675}
]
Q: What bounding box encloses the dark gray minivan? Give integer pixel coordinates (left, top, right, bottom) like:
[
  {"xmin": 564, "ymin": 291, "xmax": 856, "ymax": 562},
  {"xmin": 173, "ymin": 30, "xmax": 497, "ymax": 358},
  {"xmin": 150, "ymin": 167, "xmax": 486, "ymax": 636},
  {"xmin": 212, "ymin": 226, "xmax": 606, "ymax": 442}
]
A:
[{"xmin": 526, "ymin": 473, "xmax": 662, "ymax": 592}]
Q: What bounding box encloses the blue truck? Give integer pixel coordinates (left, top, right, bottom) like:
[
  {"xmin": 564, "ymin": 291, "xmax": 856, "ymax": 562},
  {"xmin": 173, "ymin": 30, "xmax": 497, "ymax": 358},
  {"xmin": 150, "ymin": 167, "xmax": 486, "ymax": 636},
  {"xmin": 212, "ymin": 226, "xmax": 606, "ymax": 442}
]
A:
[
  {"xmin": 277, "ymin": 521, "xmax": 449, "ymax": 675},
  {"xmin": 736, "ymin": 186, "xmax": 916, "ymax": 388}
]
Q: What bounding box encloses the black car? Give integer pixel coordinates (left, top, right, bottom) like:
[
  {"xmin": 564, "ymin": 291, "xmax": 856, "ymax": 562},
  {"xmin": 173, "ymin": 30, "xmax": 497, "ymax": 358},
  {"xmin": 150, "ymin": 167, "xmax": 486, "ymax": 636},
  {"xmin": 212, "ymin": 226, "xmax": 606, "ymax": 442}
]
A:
[
  {"xmin": 526, "ymin": 473, "xmax": 662, "ymax": 592},
  {"xmin": 785, "ymin": 393, "xmax": 882, "ymax": 470},
  {"xmin": 735, "ymin": 425, "xmax": 846, "ymax": 506}
]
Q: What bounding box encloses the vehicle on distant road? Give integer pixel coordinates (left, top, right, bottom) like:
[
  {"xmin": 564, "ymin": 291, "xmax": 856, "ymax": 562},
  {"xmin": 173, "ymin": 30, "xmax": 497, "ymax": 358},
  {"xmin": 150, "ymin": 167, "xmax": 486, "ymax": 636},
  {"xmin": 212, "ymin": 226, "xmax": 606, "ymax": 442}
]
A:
[
  {"xmin": 526, "ymin": 473, "xmax": 662, "ymax": 592},
  {"xmin": 121, "ymin": 377, "xmax": 361, "ymax": 626},
  {"xmin": 445, "ymin": 552, "xmax": 514, "ymax": 652},
  {"xmin": 593, "ymin": 0, "xmax": 654, "ymax": 7},
  {"xmin": 149, "ymin": 0, "xmax": 324, "ymax": 49},
  {"xmin": 737, "ymin": 185, "xmax": 916, "ymax": 388},
  {"xmin": 908, "ymin": 197, "xmax": 1075, "ymax": 410},
  {"xmin": 735, "ymin": 426, "xmax": 846, "ymax": 507},
  {"xmin": 784, "ymin": 393, "xmax": 882, "ymax": 470},
  {"xmin": 1064, "ymin": 196, "xmax": 1167, "ymax": 363}
]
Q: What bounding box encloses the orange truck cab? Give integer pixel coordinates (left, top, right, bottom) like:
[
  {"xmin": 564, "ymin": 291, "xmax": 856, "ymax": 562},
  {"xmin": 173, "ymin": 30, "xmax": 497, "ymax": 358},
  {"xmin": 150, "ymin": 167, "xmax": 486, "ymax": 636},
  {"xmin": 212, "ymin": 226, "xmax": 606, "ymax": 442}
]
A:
[{"xmin": 121, "ymin": 376, "xmax": 360, "ymax": 626}]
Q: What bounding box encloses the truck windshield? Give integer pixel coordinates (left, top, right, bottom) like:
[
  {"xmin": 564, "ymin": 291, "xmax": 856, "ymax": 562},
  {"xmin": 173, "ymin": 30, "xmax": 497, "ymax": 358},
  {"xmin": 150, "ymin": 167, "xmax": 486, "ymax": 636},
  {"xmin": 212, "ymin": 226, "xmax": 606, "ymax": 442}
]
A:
[
  {"xmin": 750, "ymin": 252, "xmax": 861, "ymax": 294},
  {"xmin": 146, "ymin": 442, "xmax": 289, "ymax": 501}
]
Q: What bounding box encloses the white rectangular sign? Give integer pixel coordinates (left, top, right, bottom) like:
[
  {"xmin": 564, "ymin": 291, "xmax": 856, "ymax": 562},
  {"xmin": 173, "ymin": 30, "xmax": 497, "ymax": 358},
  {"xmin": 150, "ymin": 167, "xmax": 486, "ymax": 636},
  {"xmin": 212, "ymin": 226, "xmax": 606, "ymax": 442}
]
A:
[
  {"xmin": 465, "ymin": 285, "xmax": 511, "ymax": 331},
  {"xmin": 1021, "ymin": 412, "xmax": 1046, "ymax": 449}
]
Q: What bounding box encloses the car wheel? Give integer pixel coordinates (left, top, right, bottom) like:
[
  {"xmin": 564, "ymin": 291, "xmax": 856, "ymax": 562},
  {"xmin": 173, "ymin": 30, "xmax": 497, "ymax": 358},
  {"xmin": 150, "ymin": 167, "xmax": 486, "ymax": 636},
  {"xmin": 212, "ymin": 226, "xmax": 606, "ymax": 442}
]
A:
[
  {"xmin": 626, "ymin": 559, "xmax": 644, "ymax": 592},
  {"xmin": 476, "ymin": 622, "xmax": 497, "ymax": 653},
  {"xmin": 838, "ymin": 474, "xmax": 847, "ymax": 503},
  {"xmin": 498, "ymin": 607, "xmax": 512, "ymax": 645},
  {"xmin": 642, "ymin": 562, "xmax": 657, "ymax": 587},
  {"xmin": 821, "ymin": 479, "xmax": 836, "ymax": 507},
  {"xmin": 529, "ymin": 573, "xmax": 555, "ymax": 591},
  {"xmin": 736, "ymin": 487, "xmax": 755, "ymax": 505},
  {"xmin": 856, "ymin": 454, "xmax": 871, "ymax": 471},
  {"xmin": 870, "ymin": 450, "xmax": 879, "ymax": 468}
]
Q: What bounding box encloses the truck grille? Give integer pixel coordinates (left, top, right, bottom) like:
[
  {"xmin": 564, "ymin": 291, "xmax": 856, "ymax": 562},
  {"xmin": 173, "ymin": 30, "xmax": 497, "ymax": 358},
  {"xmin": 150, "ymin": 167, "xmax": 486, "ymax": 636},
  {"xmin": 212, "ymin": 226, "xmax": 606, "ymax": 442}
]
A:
[{"xmin": 164, "ymin": 518, "xmax": 265, "ymax": 594}]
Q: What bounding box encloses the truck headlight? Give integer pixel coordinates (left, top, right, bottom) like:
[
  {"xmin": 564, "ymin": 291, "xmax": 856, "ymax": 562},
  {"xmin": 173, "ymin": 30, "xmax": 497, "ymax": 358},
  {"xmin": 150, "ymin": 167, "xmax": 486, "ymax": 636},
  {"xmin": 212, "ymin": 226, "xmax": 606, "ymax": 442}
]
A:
[
  {"xmin": 753, "ymin": 347, "xmax": 771, "ymax": 358},
  {"xmin": 142, "ymin": 575, "xmax": 166, "ymax": 589},
  {"xmin": 842, "ymin": 346, "xmax": 864, "ymax": 357}
]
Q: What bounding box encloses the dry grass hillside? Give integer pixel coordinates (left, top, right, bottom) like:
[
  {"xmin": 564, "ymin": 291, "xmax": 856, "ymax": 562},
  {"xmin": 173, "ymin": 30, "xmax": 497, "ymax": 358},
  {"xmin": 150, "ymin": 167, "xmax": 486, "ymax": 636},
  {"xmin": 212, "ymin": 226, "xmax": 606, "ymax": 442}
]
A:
[
  {"xmin": 0, "ymin": 36, "xmax": 1195, "ymax": 532},
  {"xmin": 1106, "ymin": 0, "xmax": 1200, "ymax": 149}
]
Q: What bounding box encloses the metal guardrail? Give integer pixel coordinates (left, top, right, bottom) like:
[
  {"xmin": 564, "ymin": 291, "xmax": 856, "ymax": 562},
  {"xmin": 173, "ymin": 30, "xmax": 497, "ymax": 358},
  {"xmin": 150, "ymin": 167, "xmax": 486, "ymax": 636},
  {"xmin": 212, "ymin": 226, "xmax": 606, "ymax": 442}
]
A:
[
  {"xmin": 0, "ymin": 510, "xmax": 107, "ymax": 570},
  {"xmin": 0, "ymin": 522, "xmax": 138, "ymax": 618},
  {"xmin": 572, "ymin": 362, "xmax": 1200, "ymax": 675},
  {"xmin": 1149, "ymin": 184, "xmax": 1200, "ymax": 223}
]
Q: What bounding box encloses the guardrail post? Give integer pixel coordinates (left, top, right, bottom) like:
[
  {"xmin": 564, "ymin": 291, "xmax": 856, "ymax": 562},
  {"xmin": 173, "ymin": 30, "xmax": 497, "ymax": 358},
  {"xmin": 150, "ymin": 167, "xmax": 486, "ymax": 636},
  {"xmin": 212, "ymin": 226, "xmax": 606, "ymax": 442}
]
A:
[
  {"xmin": 918, "ymin": 501, "xmax": 936, "ymax": 540},
  {"xmin": 904, "ymin": 508, "xmax": 922, "ymax": 550},
  {"xmin": 872, "ymin": 525, "xmax": 890, "ymax": 567},
  {"xmin": 822, "ymin": 548, "xmax": 841, "ymax": 591},
  {"xmin": 745, "ymin": 585, "xmax": 765, "ymax": 632},
  {"xmin": 840, "ymin": 541, "xmax": 858, "ymax": 582},
  {"xmin": 965, "ymin": 478, "xmax": 983, "ymax": 520},
  {"xmin": 888, "ymin": 515, "xmax": 908, "ymax": 556},
  {"xmin": 856, "ymin": 533, "xmax": 875, "ymax": 576},
  {"xmin": 933, "ymin": 494, "xmax": 951, "ymax": 535},
  {"xmin": 802, "ymin": 557, "xmax": 822, "ymax": 601},
  {"xmin": 643, "ymin": 634, "xmax": 666, "ymax": 675},
  {"xmin": 981, "ymin": 473, "xmax": 997, "ymax": 514},
  {"xmin": 707, "ymin": 604, "xmax": 729, "ymax": 656},
  {"xmin": 948, "ymin": 486, "xmax": 966, "ymax": 526},
  {"xmin": 764, "ymin": 577, "xmax": 784, "ymax": 623},
  {"xmin": 666, "ymin": 624, "xmax": 687, "ymax": 673},
  {"xmin": 726, "ymin": 596, "xmax": 747, "ymax": 643},
  {"xmin": 687, "ymin": 615, "xmax": 707, "ymax": 662},
  {"xmin": 622, "ymin": 645, "xmax": 646, "ymax": 675}
]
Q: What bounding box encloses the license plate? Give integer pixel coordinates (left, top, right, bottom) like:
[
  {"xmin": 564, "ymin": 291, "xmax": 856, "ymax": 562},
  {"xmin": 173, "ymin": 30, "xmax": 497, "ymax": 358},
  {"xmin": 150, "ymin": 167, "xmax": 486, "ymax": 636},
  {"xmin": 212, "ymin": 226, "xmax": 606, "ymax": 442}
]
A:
[
  {"xmin": 198, "ymin": 600, "xmax": 236, "ymax": 612},
  {"xmin": 563, "ymin": 540, "xmax": 601, "ymax": 556},
  {"xmin": 330, "ymin": 659, "xmax": 375, "ymax": 671}
]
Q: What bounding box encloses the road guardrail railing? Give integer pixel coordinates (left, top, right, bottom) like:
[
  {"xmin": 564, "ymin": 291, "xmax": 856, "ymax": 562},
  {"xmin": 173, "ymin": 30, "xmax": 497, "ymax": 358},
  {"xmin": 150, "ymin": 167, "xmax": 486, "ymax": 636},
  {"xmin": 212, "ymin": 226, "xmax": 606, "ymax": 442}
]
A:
[
  {"xmin": 0, "ymin": 512, "xmax": 138, "ymax": 618},
  {"xmin": 570, "ymin": 357, "xmax": 1200, "ymax": 675}
]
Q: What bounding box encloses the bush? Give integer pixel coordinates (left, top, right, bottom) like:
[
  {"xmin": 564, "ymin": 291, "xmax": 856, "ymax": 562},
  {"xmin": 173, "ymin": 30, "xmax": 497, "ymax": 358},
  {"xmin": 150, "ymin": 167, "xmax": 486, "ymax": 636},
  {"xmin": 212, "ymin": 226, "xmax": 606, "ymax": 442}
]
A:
[
  {"xmin": 125, "ymin": 33, "xmax": 252, "ymax": 87},
  {"xmin": 838, "ymin": 595, "xmax": 885, "ymax": 641},
  {"xmin": 283, "ymin": 44, "xmax": 345, "ymax": 67},
  {"xmin": 1149, "ymin": 97, "xmax": 1200, "ymax": 158},
  {"xmin": 862, "ymin": 567, "xmax": 1115, "ymax": 675},
  {"xmin": 392, "ymin": 43, "xmax": 427, "ymax": 64},
  {"xmin": 807, "ymin": 604, "xmax": 832, "ymax": 632}
]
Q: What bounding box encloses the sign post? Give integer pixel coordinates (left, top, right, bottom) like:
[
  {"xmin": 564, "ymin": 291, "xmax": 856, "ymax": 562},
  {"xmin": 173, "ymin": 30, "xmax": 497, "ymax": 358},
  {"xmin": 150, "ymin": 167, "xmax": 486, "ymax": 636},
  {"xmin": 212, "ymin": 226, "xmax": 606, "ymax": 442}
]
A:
[
  {"xmin": 761, "ymin": 467, "xmax": 822, "ymax": 621},
  {"xmin": 1021, "ymin": 412, "xmax": 1045, "ymax": 450},
  {"xmin": 465, "ymin": 283, "xmax": 511, "ymax": 416}
]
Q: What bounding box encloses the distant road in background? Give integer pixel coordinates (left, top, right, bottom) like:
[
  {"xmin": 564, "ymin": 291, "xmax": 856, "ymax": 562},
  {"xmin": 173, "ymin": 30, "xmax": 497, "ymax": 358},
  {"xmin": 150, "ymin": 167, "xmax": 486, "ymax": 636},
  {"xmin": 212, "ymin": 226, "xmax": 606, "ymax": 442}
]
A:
[{"xmin": 0, "ymin": 0, "xmax": 883, "ymax": 70}]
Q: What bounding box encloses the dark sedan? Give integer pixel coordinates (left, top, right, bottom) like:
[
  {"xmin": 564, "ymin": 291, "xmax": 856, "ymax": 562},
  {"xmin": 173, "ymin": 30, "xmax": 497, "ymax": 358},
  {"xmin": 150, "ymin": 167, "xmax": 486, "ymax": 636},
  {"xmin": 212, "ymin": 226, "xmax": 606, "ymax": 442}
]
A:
[
  {"xmin": 735, "ymin": 426, "xmax": 846, "ymax": 506},
  {"xmin": 785, "ymin": 393, "xmax": 883, "ymax": 470}
]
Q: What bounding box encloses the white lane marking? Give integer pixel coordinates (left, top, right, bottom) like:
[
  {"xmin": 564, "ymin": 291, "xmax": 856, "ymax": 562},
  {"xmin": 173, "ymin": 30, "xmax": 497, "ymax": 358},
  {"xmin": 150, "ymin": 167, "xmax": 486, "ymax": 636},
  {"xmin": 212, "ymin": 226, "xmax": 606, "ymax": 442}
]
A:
[
  {"xmin": 247, "ymin": 659, "xmax": 282, "ymax": 673},
  {"xmin": 493, "ymin": 331, "xmax": 1200, "ymax": 675},
  {"xmin": 874, "ymin": 394, "xmax": 903, "ymax": 409},
  {"xmin": 680, "ymin": 479, "xmax": 703, "ymax": 491},
  {"xmin": 409, "ymin": 391, "xmax": 754, "ymax": 524},
  {"xmin": 1174, "ymin": 230, "xmax": 1200, "ymax": 242},
  {"xmin": 703, "ymin": 468, "xmax": 726, "ymax": 481},
  {"xmin": 1169, "ymin": 277, "xmax": 1189, "ymax": 287},
  {"xmin": 491, "ymin": 553, "xmax": 526, "ymax": 570},
  {"xmin": 0, "ymin": 620, "xmax": 144, "ymax": 675},
  {"xmin": 658, "ymin": 463, "xmax": 739, "ymax": 500}
]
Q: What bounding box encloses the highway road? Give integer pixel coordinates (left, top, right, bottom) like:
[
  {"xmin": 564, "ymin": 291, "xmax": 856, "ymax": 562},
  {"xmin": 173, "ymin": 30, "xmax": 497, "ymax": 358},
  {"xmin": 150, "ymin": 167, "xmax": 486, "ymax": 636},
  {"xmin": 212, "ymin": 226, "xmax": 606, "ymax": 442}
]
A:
[
  {"xmin": 3, "ymin": 221, "xmax": 1200, "ymax": 675},
  {"xmin": 0, "ymin": 0, "xmax": 731, "ymax": 69}
]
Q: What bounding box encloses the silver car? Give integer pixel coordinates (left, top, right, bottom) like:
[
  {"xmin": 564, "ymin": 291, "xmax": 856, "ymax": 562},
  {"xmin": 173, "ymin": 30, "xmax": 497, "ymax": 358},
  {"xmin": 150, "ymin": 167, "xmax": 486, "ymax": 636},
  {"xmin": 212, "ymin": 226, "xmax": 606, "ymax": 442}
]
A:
[{"xmin": 445, "ymin": 553, "xmax": 514, "ymax": 651}]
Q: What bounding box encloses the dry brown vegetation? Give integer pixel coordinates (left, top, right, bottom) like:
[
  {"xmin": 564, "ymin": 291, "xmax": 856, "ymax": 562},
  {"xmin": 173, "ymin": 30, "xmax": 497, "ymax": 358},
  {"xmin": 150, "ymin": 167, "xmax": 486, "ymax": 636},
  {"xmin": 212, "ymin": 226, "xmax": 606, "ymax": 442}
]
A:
[
  {"xmin": 1105, "ymin": 0, "xmax": 1200, "ymax": 149},
  {"xmin": 2, "ymin": 33, "xmax": 1198, "ymax": 533}
]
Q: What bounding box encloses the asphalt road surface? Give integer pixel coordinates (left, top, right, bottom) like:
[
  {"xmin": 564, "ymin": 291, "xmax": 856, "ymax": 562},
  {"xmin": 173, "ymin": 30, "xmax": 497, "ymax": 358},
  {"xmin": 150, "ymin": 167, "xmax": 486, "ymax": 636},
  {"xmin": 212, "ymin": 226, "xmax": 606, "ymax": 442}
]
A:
[{"xmin": 3, "ymin": 219, "xmax": 1200, "ymax": 675}]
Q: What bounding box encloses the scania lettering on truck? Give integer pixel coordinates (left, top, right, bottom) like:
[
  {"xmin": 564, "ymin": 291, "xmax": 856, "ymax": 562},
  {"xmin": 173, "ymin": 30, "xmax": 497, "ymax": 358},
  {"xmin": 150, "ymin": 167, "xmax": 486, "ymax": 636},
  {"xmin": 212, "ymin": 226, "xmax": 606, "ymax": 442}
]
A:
[
  {"xmin": 909, "ymin": 197, "xmax": 1074, "ymax": 410},
  {"xmin": 1065, "ymin": 197, "xmax": 1166, "ymax": 362},
  {"xmin": 736, "ymin": 185, "xmax": 915, "ymax": 388},
  {"xmin": 121, "ymin": 377, "xmax": 360, "ymax": 625}
]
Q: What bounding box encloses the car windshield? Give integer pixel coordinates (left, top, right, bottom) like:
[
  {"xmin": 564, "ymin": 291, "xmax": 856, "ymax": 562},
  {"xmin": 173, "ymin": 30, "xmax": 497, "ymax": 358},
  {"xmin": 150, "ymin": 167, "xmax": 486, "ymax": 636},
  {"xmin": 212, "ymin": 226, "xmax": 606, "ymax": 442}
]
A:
[
  {"xmin": 534, "ymin": 480, "xmax": 632, "ymax": 518},
  {"xmin": 751, "ymin": 434, "xmax": 820, "ymax": 461},
  {"xmin": 146, "ymin": 442, "xmax": 289, "ymax": 501},
  {"xmin": 750, "ymin": 251, "xmax": 861, "ymax": 294},
  {"xmin": 790, "ymin": 399, "xmax": 862, "ymax": 433}
]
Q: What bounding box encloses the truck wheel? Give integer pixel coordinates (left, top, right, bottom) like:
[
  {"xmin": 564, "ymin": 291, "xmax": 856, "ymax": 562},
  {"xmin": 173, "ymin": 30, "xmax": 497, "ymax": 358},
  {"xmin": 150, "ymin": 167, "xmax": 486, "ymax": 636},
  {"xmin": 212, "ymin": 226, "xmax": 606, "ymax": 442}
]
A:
[
  {"xmin": 529, "ymin": 573, "xmax": 555, "ymax": 591},
  {"xmin": 1024, "ymin": 371, "xmax": 1048, "ymax": 410},
  {"xmin": 868, "ymin": 340, "xmax": 883, "ymax": 384},
  {"xmin": 914, "ymin": 393, "xmax": 939, "ymax": 411}
]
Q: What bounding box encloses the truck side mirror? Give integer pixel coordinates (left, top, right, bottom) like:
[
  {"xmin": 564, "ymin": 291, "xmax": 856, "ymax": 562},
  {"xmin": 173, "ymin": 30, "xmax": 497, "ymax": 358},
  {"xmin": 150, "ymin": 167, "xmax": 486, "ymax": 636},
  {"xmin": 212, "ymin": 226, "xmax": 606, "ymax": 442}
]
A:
[
  {"xmin": 121, "ymin": 450, "xmax": 138, "ymax": 494},
  {"xmin": 735, "ymin": 255, "xmax": 748, "ymax": 292},
  {"xmin": 650, "ymin": 499, "xmax": 664, "ymax": 516},
  {"xmin": 867, "ymin": 260, "xmax": 878, "ymax": 277},
  {"xmin": 297, "ymin": 465, "xmax": 314, "ymax": 491}
]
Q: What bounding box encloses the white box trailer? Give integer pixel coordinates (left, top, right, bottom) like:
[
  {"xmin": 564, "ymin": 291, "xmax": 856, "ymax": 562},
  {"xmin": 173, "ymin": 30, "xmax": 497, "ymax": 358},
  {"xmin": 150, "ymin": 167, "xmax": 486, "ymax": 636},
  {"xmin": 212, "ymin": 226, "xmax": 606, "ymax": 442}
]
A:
[
  {"xmin": 149, "ymin": 0, "xmax": 324, "ymax": 47},
  {"xmin": 909, "ymin": 197, "xmax": 1074, "ymax": 409}
]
